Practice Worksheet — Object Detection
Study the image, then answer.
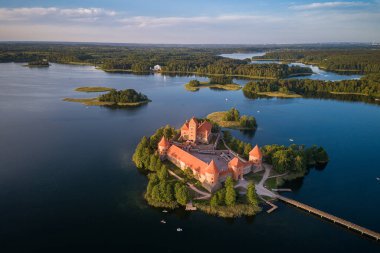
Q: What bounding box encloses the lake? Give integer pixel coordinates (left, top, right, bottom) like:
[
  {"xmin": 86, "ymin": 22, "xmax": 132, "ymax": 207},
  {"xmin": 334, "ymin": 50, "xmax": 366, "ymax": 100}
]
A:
[
  {"xmin": 0, "ymin": 63, "xmax": 379, "ymax": 252},
  {"xmin": 220, "ymin": 52, "xmax": 363, "ymax": 81}
]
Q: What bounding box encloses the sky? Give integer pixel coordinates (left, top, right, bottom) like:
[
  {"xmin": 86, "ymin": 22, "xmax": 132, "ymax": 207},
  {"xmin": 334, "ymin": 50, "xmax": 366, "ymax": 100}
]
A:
[{"xmin": 0, "ymin": 0, "xmax": 379, "ymax": 44}]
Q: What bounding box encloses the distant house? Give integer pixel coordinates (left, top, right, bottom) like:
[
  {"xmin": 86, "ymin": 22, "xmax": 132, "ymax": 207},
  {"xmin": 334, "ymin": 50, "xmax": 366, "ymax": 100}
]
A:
[{"xmin": 153, "ymin": 65, "xmax": 161, "ymax": 71}]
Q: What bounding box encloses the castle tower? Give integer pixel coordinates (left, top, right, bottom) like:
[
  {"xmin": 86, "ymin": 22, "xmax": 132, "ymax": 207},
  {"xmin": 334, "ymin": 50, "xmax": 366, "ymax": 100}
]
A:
[
  {"xmin": 158, "ymin": 136, "xmax": 171, "ymax": 160},
  {"xmin": 249, "ymin": 145, "xmax": 262, "ymax": 166},
  {"xmin": 204, "ymin": 159, "xmax": 219, "ymax": 185},
  {"xmin": 228, "ymin": 157, "xmax": 246, "ymax": 180},
  {"xmin": 188, "ymin": 117, "xmax": 198, "ymax": 142}
]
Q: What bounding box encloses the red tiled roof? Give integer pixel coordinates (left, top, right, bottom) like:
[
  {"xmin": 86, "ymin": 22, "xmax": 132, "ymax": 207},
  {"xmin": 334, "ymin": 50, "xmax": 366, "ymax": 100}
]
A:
[
  {"xmin": 198, "ymin": 121, "xmax": 212, "ymax": 133},
  {"xmin": 204, "ymin": 160, "xmax": 219, "ymax": 174},
  {"xmin": 158, "ymin": 136, "xmax": 170, "ymax": 148},
  {"xmin": 228, "ymin": 157, "xmax": 247, "ymax": 169},
  {"xmin": 167, "ymin": 145, "xmax": 208, "ymax": 173},
  {"xmin": 249, "ymin": 145, "xmax": 262, "ymax": 158},
  {"xmin": 189, "ymin": 117, "xmax": 198, "ymax": 125}
]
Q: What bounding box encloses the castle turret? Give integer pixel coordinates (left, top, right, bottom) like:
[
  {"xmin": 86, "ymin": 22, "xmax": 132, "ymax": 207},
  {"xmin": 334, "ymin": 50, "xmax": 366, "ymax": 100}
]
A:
[
  {"xmin": 158, "ymin": 136, "xmax": 171, "ymax": 159},
  {"xmin": 249, "ymin": 145, "xmax": 262, "ymax": 166},
  {"xmin": 204, "ymin": 159, "xmax": 219, "ymax": 185},
  {"xmin": 188, "ymin": 117, "xmax": 198, "ymax": 142}
]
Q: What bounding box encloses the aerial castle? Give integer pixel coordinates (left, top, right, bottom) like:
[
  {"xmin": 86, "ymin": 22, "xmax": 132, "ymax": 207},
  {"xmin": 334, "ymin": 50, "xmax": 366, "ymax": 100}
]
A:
[{"xmin": 158, "ymin": 117, "xmax": 263, "ymax": 191}]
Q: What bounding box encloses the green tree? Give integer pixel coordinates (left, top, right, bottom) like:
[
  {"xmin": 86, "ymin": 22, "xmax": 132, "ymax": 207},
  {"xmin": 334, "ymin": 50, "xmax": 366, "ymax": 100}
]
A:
[
  {"xmin": 246, "ymin": 182, "xmax": 258, "ymax": 206},
  {"xmin": 224, "ymin": 176, "xmax": 236, "ymax": 206},
  {"xmin": 157, "ymin": 165, "xmax": 169, "ymax": 181},
  {"xmin": 174, "ymin": 183, "xmax": 190, "ymax": 206}
]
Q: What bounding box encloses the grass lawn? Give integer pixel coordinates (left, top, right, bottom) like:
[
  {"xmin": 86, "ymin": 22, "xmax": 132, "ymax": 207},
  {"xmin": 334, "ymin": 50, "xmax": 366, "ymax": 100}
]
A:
[
  {"xmin": 74, "ymin": 86, "xmax": 114, "ymax": 92},
  {"xmin": 257, "ymin": 91, "xmax": 302, "ymax": 98}
]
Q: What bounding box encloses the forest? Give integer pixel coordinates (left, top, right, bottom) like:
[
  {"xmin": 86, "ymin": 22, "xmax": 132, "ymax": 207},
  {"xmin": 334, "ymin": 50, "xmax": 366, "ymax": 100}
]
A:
[
  {"xmin": 0, "ymin": 43, "xmax": 311, "ymax": 78},
  {"xmin": 242, "ymin": 74, "xmax": 380, "ymax": 98},
  {"xmin": 255, "ymin": 49, "xmax": 380, "ymax": 74},
  {"xmin": 98, "ymin": 89, "xmax": 150, "ymax": 103}
]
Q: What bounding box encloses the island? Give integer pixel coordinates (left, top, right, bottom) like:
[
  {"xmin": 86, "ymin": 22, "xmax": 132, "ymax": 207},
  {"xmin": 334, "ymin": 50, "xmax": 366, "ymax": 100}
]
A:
[
  {"xmin": 26, "ymin": 60, "xmax": 50, "ymax": 67},
  {"xmin": 74, "ymin": 86, "xmax": 114, "ymax": 92},
  {"xmin": 207, "ymin": 107, "xmax": 257, "ymax": 130},
  {"xmin": 132, "ymin": 116, "xmax": 328, "ymax": 218},
  {"xmin": 64, "ymin": 88, "xmax": 151, "ymax": 107},
  {"xmin": 185, "ymin": 76, "xmax": 241, "ymax": 91}
]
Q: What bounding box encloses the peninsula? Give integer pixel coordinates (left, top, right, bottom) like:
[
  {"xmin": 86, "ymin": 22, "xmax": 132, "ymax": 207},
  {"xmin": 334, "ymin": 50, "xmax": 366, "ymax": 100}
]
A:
[
  {"xmin": 64, "ymin": 88, "xmax": 151, "ymax": 107},
  {"xmin": 132, "ymin": 116, "xmax": 328, "ymax": 218}
]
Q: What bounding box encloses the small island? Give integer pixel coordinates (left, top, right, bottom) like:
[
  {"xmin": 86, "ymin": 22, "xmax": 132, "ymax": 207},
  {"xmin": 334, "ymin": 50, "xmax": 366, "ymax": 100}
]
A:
[
  {"xmin": 64, "ymin": 88, "xmax": 151, "ymax": 107},
  {"xmin": 26, "ymin": 60, "xmax": 50, "ymax": 67},
  {"xmin": 74, "ymin": 86, "xmax": 114, "ymax": 92},
  {"xmin": 185, "ymin": 76, "xmax": 241, "ymax": 91},
  {"xmin": 132, "ymin": 116, "xmax": 328, "ymax": 218},
  {"xmin": 207, "ymin": 107, "xmax": 257, "ymax": 130}
]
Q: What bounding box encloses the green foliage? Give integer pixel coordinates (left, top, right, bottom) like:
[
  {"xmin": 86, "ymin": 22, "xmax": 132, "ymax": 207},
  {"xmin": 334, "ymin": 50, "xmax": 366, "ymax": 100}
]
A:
[
  {"xmin": 246, "ymin": 182, "xmax": 258, "ymax": 207},
  {"xmin": 188, "ymin": 79, "xmax": 200, "ymax": 87},
  {"xmin": 223, "ymin": 107, "xmax": 240, "ymax": 121},
  {"xmin": 98, "ymin": 89, "xmax": 149, "ymax": 103},
  {"xmin": 243, "ymin": 76, "xmax": 380, "ymax": 98},
  {"xmin": 223, "ymin": 131, "xmax": 254, "ymax": 159},
  {"xmin": 174, "ymin": 183, "xmax": 190, "ymax": 206},
  {"xmin": 209, "ymin": 75, "xmax": 233, "ymax": 84},
  {"xmin": 262, "ymin": 144, "xmax": 329, "ymax": 173},
  {"xmin": 224, "ymin": 176, "xmax": 236, "ymax": 206},
  {"xmin": 157, "ymin": 165, "xmax": 169, "ymax": 181},
  {"xmin": 132, "ymin": 125, "xmax": 177, "ymax": 171}
]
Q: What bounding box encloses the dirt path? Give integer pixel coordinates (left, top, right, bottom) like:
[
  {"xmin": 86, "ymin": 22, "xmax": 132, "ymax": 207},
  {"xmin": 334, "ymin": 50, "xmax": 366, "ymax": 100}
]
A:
[{"xmin": 168, "ymin": 170, "xmax": 211, "ymax": 200}]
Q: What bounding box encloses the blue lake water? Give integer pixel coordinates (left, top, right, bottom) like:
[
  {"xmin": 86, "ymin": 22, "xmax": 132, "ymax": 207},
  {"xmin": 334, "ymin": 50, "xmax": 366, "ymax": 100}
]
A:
[{"xmin": 0, "ymin": 63, "xmax": 379, "ymax": 252}]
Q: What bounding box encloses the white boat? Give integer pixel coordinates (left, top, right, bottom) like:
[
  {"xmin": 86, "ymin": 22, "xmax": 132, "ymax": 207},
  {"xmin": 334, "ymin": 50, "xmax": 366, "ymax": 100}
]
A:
[
  {"xmin": 225, "ymin": 98, "xmax": 228, "ymax": 101},
  {"xmin": 160, "ymin": 220, "xmax": 166, "ymax": 224},
  {"xmin": 162, "ymin": 210, "xmax": 168, "ymax": 213},
  {"xmin": 289, "ymin": 139, "xmax": 294, "ymax": 142},
  {"xmin": 257, "ymin": 110, "xmax": 260, "ymax": 113},
  {"xmin": 177, "ymin": 228, "xmax": 183, "ymax": 232},
  {"xmin": 376, "ymin": 177, "xmax": 380, "ymax": 181}
]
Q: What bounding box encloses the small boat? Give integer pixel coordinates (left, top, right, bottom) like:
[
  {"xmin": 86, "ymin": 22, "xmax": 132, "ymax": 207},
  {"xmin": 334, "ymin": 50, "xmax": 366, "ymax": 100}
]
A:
[
  {"xmin": 376, "ymin": 177, "xmax": 380, "ymax": 181},
  {"xmin": 289, "ymin": 139, "xmax": 294, "ymax": 142},
  {"xmin": 162, "ymin": 210, "xmax": 168, "ymax": 213},
  {"xmin": 177, "ymin": 228, "xmax": 183, "ymax": 232},
  {"xmin": 257, "ymin": 110, "xmax": 260, "ymax": 113},
  {"xmin": 160, "ymin": 220, "xmax": 166, "ymax": 224},
  {"xmin": 225, "ymin": 98, "xmax": 228, "ymax": 101}
]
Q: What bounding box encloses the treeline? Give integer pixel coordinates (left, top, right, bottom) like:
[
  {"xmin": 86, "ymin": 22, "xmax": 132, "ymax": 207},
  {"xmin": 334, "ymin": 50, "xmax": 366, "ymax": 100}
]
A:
[
  {"xmin": 223, "ymin": 131, "xmax": 253, "ymax": 159},
  {"xmin": 223, "ymin": 108, "xmax": 257, "ymax": 129},
  {"xmin": 243, "ymin": 76, "xmax": 380, "ymax": 98},
  {"xmin": 162, "ymin": 59, "xmax": 312, "ymax": 79},
  {"xmin": 98, "ymin": 89, "xmax": 150, "ymax": 103},
  {"xmin": 0, "ymin": 43, "xmax": 311, "ymax": 78},
  {"xmin": 132, "ymin": 126, "xmax": 191, "ymax": 208},
  {"xmin": 262, "ymin": 144, "xmax": 328, "ymax": 174},
  {"xmin": 257, "ymin": 49, "xmax": 380, "ymax": 74},
  {"xmin": 223, "ymin": 131, "xmax": 328, "ymax": 174}
]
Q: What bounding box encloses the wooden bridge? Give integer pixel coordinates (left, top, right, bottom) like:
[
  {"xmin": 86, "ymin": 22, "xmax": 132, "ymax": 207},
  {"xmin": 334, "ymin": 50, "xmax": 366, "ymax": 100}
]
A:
[{"xmin": 277, "ymin": 196, "xmax": 380, "ymax": 241}]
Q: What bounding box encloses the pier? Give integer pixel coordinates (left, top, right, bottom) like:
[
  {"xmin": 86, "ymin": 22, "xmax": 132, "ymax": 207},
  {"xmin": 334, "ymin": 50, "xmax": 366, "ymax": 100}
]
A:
[{"xmin": 278, "ymin": 195, "xmax": 380, "ymax": 241}]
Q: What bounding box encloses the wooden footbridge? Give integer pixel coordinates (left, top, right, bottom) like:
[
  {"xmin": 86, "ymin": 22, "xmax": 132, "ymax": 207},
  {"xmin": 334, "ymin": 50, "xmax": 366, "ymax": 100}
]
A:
[{"xmin": 277, "ymin": 196, "xmax": 380, "ymax": 241}]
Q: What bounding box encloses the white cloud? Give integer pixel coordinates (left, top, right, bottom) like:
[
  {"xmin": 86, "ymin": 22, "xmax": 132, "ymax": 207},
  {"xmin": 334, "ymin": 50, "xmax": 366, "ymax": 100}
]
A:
[
  {"xmin": 0, "ymin": 7, "xmax": 116, "ymax": 22},
  {"xmin": 0, "ymin": 7, "xmax": 379, "ymax": 43},
  {"xmin": 119, "ymin": 14, "xmax": 283, "ymax": 27},
  {"xmin": 289, "ymin": 1, "xmax": 369, "ymax": 10}
]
